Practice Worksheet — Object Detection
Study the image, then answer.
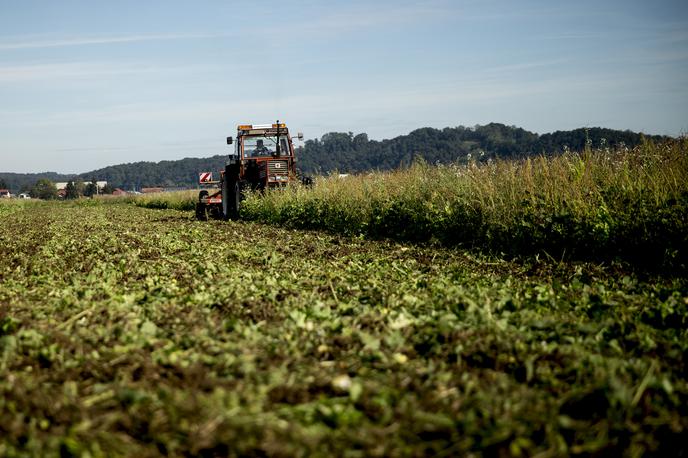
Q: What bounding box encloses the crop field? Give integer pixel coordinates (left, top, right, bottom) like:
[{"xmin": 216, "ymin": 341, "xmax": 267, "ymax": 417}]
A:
[
  {"xmin": 240, "ymin": 140, "xmax": 688, "ymax": 273},
  {"xmin": 132, "ymin": 140, "xmax": 688, "ymax": 272},
  {"xmin": 1, "ymin": 195, "xmax": 686, "ymax": 456}
]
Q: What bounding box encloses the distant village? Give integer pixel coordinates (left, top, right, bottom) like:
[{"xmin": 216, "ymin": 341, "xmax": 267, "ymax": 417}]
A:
[{"xmin": 0, "ymin": 181, "xmax": 177, "ymax": 200}]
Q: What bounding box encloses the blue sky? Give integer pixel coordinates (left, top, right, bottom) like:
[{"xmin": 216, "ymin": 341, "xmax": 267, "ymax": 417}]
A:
[{"xmin": 1, "ymin": 0, "xmax": 686, "ymax": 173}]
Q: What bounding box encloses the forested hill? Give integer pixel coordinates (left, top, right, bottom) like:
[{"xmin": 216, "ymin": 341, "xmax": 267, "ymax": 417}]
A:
[
  {"xmin": 297, "ymin": 124, "xmax": 669, "ymax": 173},
  {"xmin": 75, "ymin": 155, "xmax": 228, "ymax": 191},
  {"xmin": 1, "ymin": 124, "xmax": 669, "ymax": 191},
  {"xmin": 0, "ymin": 156, "xmax": 227, "ymax": 193}
]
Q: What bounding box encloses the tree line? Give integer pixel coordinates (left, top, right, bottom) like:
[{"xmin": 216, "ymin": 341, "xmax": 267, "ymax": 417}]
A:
[
  {"xmin": 3, "ymin": 178, "xmax": 115, "ymax": 200},
  {"xmin": 1, "ymin": 124, "xmax": 670, "ymax": 193},
  {"xmin": 0, "ymin": 156, "xmax": 227, "ymax": 195},
  {"xmin": 296, "ymin": 124, "xmax": 669, "ymax": 174}
]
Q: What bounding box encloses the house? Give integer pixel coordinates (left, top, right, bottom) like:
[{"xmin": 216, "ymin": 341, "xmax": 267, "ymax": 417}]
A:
[
  {"xmin": 54, "ymin": 181, "xmax": 108, "ymax": 191},
  {"xmin": 112, "ymin": 188, "xmax": 128, "ymax": 196},
  {"xmin": 0, "ymin": 189, "xmax": 10, "ymax": 198}
]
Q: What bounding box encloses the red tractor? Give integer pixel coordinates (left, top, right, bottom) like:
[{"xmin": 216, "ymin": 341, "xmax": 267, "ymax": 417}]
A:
[{"xmin": 196, "ymin": 121, "xmax": 305, "ymax": 220}]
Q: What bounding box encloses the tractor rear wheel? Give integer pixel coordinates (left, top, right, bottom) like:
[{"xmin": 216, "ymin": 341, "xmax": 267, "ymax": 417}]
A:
[
  {"xmin": 222, "ymin": 164, "xmax": 241, "ymax": 220},
  {"xmin": 224, "ymin": 181, "xmax": 240, "ymax": 220},
  {"xmin": 195, "ymin": 202, "xmax": 208, "ymax": 221}
]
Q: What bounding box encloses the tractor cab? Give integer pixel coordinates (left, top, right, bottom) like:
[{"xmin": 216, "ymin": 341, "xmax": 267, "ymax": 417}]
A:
[{"xmin": 226, "ymin": 123, "xmax": 301, "ymax": 191}]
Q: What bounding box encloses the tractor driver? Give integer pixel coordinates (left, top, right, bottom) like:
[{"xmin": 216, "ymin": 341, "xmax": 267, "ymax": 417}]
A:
[{"xmin": 253, "ymin": 139, "xmax": 270, "ymax": 156}]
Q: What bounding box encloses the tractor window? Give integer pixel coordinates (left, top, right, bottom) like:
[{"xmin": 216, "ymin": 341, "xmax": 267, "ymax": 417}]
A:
[{"xmin": 242, "ymin": 136, "xmax": 291, "ymax": 158}]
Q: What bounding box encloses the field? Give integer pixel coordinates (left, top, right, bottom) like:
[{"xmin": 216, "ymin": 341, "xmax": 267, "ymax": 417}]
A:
[
  {"xmin": 1, "ymin": 142, "xmax": 687, "ymax": 456},
  {"xmin": 134, "ymin": 140, "xmax": 688, "ymax": 272}
]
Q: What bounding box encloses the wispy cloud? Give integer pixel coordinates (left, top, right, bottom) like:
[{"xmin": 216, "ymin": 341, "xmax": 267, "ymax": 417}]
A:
[
  {"xmin": 482, "ymin": 58, "xmax": 571, "ymax": 75},
  {"xmin": 2, "ymin": 101, "xmax": 227, "ymax": 126},
  {"xmin": 538, "ymin": 32, "xmax": 604, "ymax": 41},
  {"xmin": 0, "ymin": 32, "xmax": 232, "ymax": 51},
  {"xmin": 253, "ymin": 1, "xmax": 452, "ymax": 40},
  {"xmin": 54, "ymin": 145, "xmax": 135, "ymax": 153},
  {"xmin": 0, "ymin": 61, "xmax": 166, "ymax": 83},
  {"xmin": 0, "ymin": 3, "xmax": 451, "ymax": 54},
  {"xmin": 303, "ymin": 3, "xmax": 446, "ymax": 31}
]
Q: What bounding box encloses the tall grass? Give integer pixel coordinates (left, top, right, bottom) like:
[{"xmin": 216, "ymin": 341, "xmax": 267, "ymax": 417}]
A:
[
  {"xmin": 241, "ymin": 139, "xmax": 688, "ymax": 270},
  {"xmin": 125, "ymin": 190, "xmax": 197, "ymax": 211}
]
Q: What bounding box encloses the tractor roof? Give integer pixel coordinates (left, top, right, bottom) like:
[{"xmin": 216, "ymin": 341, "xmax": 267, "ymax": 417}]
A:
[{"xmin": 237, "ymin": 123, "xmax": 289, "ymax": 136}]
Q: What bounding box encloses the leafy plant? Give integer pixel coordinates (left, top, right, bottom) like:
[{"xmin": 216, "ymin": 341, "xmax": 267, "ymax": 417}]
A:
[{"xmin": 0, "ymin": 200, "xmax": 685, "ymax": 455}]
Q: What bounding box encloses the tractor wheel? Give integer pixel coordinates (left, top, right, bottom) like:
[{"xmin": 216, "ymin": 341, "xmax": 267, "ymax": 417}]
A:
[
  {"xmin": 225, "ymin": 181, "xmax": 241, "ymax": 220},
  {"xmin": 222, "ymin": 164, "xmax": 241, "ymax": 220},
  {"xmin": 301, "ymin": 176, "xmax": 314, "ymax": 188},
  {"xmin": 195, "ymin": 202, "xmax": 208, "ymax": 221},
  {"xmin": 209, "ymin": 205, "xmax": 223, "ymax": 219},
  {"xmin": 222, "ymin": 179, "xmax": 240, "ymax": 220}
]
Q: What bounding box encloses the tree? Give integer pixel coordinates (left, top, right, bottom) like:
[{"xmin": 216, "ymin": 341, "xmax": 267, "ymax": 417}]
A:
[
  {"xmin": 74, "ymin": 180, "xmax": 85, "ymax": 197},
  {"xmin": 0, "ymin": 178, "xmax": 7, "ymax": 189},
  {"xmin": 84, "ymin": 178, "xmax": 98, "ymax": 197},
  {"xmin": 64, "ymin": 181, "xmax": 79, "ymax": 199},
  {"xmin": 64, "ymin": 181, "xmax": 86, "ymax": 199},
  {"xmin": 30, "ymin": 179, "xmax": 58, "ymax": 200},
  {"xmin": 102, "ymin": 183, "xmax": 115, "ymax": 194},
  {"xmin": 353, "ymin": 133, "xmax": 368, "ymax": 148}
]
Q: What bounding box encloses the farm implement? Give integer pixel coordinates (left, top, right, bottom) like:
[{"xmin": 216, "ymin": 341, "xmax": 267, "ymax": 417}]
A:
[{"xmin": 195, "ymin": 121, "xmax": 306, "ymax": 220}]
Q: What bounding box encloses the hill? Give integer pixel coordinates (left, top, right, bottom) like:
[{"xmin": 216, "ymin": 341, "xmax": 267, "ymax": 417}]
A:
[
  {"xmin": 1, "ymin": 125, "xmax": 670, "ymax": 191},
  {"xmin": 0, "ymin": 156, "xmax": 227, "ymax": 193},
  {"xmin": 75, "ymin": 155, "xmax": 228, "ymax": 191}
]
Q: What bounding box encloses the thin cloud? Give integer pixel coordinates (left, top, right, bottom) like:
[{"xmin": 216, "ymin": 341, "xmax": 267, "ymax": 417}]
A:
[
  {"xmin": 0, "ymin": 61, "xmax": 180, "ymax": 83},
  {"xmin": 0, "ymin": 32, "xmax": 233, "ymax": 50},
  {"xmin": 8, "ymin": 102, "xmax": 228, "ymax": 126},
  {"xmin": 539, "ymin": 32, "xmax": 603, "ymax": 41},
  {"xmin": 253, "ymin": 1, "xmax": 451, "ymax": 40},
  {"xmin": 304, "ymin": 4, "xmax": 445, "ymax": 31},
  {"xmin": 482, "ymin": 58, "xmax": 571, "ymax": 75},
  {"xmin": 55, "ymin": 146, "xmax": 134, "ymax": 153}
]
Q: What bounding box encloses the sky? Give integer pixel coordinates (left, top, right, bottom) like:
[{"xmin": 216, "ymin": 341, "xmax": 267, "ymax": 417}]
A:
[{"xmin": 0, "ymin": 0, "xmax": 686, "ymax": 174}]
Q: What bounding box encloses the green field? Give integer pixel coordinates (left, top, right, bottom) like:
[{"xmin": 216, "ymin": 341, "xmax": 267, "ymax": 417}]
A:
[{"xmin": 1, "ymin": 198, "xmax": 686, "ymax": 456}]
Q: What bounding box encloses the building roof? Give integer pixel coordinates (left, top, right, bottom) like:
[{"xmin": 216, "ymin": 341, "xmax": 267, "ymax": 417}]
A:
[{"xmin": 54, "ymin": 181, "xmax": 107, "ymax": 190}]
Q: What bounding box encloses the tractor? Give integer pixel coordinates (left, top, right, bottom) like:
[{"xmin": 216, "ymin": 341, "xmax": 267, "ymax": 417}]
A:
[{"xmin": 195, "ymin": 121, "xmax": 305, "ymax": 220}]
